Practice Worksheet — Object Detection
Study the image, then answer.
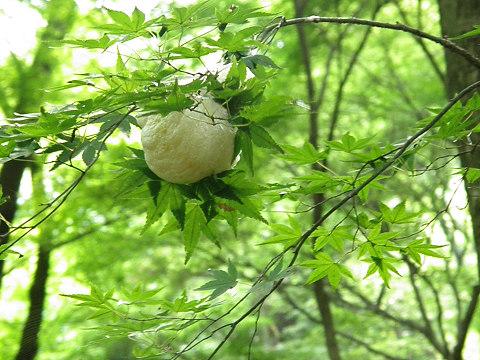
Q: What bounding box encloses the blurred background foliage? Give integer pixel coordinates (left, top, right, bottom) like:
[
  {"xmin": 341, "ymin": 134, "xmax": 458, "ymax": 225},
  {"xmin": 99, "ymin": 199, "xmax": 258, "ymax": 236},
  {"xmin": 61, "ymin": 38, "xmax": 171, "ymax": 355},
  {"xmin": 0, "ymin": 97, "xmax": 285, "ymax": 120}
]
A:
[{"xmin": 0, "ymin": 0, "xmax": 479, "ymax": 359}]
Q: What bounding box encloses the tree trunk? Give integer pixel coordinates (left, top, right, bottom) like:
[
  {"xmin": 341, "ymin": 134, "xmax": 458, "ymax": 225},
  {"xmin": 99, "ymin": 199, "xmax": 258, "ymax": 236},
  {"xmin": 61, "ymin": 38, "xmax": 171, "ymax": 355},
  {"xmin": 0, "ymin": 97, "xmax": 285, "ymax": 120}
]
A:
[
  {"xmin": 13, "ymin": 159, "xmax": 52, "ymax": 359},
  {"xmin": 14, "ymin": 246, "xmax": 51, "ymax": 360},
  {"xmin": 312, "ymin": 281, "xmax": 342, "ymax": 360},
  {"xmin": 2, "ymin": 5, "xmax": 79, "ymax": 359},
  {"xmin": 437, "ymin": 1, "xmax": 480, "ymax": 359},
  {"xmin": 438, "ymin": 0, "xmax": 480, "ymax": 281},
  {"xmin": 293, "ymin": 0, "xmax": 343, "ymax": 357},
  {"xmin": 0, "ymin": 0, "xmax": 77, "ymax": 292},
  {"xmin": 0, "ymin": 159, "xmax": 28, "ymax": 289},
  {"xmin": 312, "ymin": 194, "xmax": 342, "ymax": 360}
]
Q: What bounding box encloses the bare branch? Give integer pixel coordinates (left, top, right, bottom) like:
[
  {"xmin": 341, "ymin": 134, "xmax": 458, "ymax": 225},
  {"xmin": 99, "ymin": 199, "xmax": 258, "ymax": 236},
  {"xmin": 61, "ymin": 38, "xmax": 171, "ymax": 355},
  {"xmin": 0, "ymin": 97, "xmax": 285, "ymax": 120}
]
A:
[
  {"xmin": 391, "ymin": 0, "xmax": 446, "ymax": 83},
  {"xmin": 452, "ymin": 284, "xmax": 480, "ymax": 360},
  {"xmin": 0, "ymin": 107, "xmax": 137, "ymax": 258},
  {"xmin": 179, "ymin": 81, "xmax": 480, "ymax": 360},
  {"xmin": 337, "ymin": 284, "xmax": 427, "ymax": 333},
  {"xmin": 247, "ymin": 305, "xmax": 262, "ymax": 360},
  {"xmin": 404, "ymin": 258, "xmax": 448, "ymax": 357},
  {"xmin": 336, "ymin": 331, "xmax": 409, "ymax": 360},
  {"xmin": 327, "ymin": 3, "xmax": 383, "ymax": 142},
  {"xmin": 51, "ymin": 217, "xmax": 118, "ymax": 249},
  {"xmin": 418, "ymin": 270, "xmax": 450, "ymax": 354},
  {"xmin": 261, "ymin": 17, "xmax": 480, "ymax": 69},
  {"xmin": 281, "ymin": 286, "xmax": 409, "ymax": 360}
]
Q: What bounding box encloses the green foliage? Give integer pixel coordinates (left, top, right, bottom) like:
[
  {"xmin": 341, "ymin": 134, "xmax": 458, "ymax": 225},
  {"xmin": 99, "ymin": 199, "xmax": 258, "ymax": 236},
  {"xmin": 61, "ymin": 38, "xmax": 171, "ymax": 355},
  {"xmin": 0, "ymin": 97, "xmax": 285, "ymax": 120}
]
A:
[
  {"xmin": 363, "ymin": 255, "xmax": 401, "ymax": 288},
  {"xmin": 183, "ymin": 204, "xmax": 208, "ymax": 262},
  {"xmin": 465, "ymin": 168, "xmax": 480, "ymax": 183},
  {"xmin": 0, "ymin": 244, "xmax": 22, "ymax": 260},
  {"xmin": 62, "ymin": 285, "xmax": 118, "ymax": 320},
  {"xmin": 2, "ymin": 1, "xmax": 480, "ymax": 360},
  {"xmin": 404, "ymin": 239, "xmax": 446, "ymax": 265},
  {"xmin": 449, "ymin": 25, "xmax": 480, "ymax": 40},
  {"xmin": 195, "ymin": 260, "xmax": 238, "ymax": 299},
  {"xmin": 312, "ymin": 225, "xmax": 354, "ymax": 252},
  {"xmin": 377, "ymin": 201, "xmax": 418, "ymax": 224},
  {"xmin": 326, "ymin": 133, "xmax": 374, "ymax": 153},
  {"xmin": 261, "ymin": 215, "xmax": 302, "ymax": 246},
  {"xmin": 302, "ymin": 253, "xmax": 353, "ymax": 289},
  {"xmin": 279, "ymin": 142, "xmax": 327, "ymax": 165},
  {"xmin": 1, "ymin": 2, "xmax": 284, "ymax": 262}
]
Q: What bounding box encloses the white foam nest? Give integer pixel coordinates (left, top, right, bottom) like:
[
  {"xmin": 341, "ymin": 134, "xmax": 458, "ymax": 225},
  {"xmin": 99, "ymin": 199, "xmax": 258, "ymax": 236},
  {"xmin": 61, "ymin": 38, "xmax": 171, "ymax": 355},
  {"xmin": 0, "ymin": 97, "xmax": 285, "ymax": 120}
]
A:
[{"xmin": 139, "ymin": 97, "xmax": 236, "ymax": 184}]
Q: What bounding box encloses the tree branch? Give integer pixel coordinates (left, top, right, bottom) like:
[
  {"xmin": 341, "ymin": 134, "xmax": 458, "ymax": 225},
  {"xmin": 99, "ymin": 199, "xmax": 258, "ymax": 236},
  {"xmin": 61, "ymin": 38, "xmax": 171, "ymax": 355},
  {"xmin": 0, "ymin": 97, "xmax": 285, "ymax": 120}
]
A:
[
  {"xmin": 292, "ymin": 80, "xmax": 480, "ymax": 259},
  {"xmin": 0, "ymin": 107, "xmax": 136, "ymax": 258},
  {"xmin": 337, "ymin": 285, "xmax": 427, "ymax": 333},
  {"xmin": 452, "ymin": 284, "xmax": 480, "ymax": 360},
  {"xmin": 391, "ymin": 0, "xmax": 446, "ymax": 83},
  {"xmin": 327, "ymin": 3, "xmax": 382, "ymax": 142},
  {"xmin": 51, "ymin": 218, "xmax": 118, "ymax": 249},
  {"xmin": 195, "ymin": 82, "xmax": 480, "ymax": 360},
  {"xmin": 380, "ymin": 43, "xmax": 425, "ymax": 120},
  {"xmin": 279, "ymin": 286, "xmax": 409, "ymax": 360},
  {"xmin": 404, "ymin": 258, "xmax": 448, "ymax": 357},
  {"xmin": 261, "ymin": 16, "xmax": 480, "ymax": 69},
  {"xmin": 336, "ymin": 330, "xmax": 409, "ymax": 360},
  {"xmin": 419, "ymin": 269, "xmax": 450, "ymax": 355}
]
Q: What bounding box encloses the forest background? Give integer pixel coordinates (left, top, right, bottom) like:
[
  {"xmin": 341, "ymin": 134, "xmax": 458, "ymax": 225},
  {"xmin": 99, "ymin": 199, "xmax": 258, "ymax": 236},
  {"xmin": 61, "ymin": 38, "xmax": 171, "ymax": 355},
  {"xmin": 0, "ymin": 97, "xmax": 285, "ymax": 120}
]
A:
[{"xmin": 0, "ymin": 0, "xmax": 480, "ymax": 359}]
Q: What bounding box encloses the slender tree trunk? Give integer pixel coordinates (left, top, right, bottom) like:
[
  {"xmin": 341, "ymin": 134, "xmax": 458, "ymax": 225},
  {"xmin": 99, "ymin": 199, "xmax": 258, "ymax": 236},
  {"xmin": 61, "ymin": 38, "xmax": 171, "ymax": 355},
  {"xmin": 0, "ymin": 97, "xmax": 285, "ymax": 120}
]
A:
[
  {"xmin": 14, "ymin": 246, "xmax": 51, "ymax": 360},
  {"xmin": 0, "ymin": 0, "xmax": 77, "ymax": 295},
  {"xmin": 13, "ymin": 159, "xmax": 53, "ymax": 359},
  {"xmin": 1, "ymin": 4, "xmax": 79, "ymax": 358},
  {"xmin": 437, "ymin": 1, "xmax": 480, "ymax": 359},
  {"xmin": 293, "ymin": 1, "xmax": 382, "ymax": 358},
  {"xmin": 293, "ymin": 0, "xmax": 343, "ymax": 357},
  {"xmin": 311, "ymin": 195, "xmax": 342, "ymax": 360},
  {"xmin": 0, "ymin": 160, "xmax": 28, "ymax": 288}
]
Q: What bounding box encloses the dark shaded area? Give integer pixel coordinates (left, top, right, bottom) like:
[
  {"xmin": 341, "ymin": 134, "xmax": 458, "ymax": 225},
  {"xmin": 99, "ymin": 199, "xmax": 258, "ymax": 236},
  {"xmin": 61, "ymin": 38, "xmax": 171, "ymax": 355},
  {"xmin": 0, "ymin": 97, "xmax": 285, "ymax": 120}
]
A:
[
  {"xmin": 14, "ymin": 247, "xmax": 51, "ymax": 360},
  {"xmin": 0, "ymin": 1, "xmax": 77, "ymax": 359},
  {"xmin": 0, "ymin": 159, "xmax": 28, "ymax": 288},
  {"xmin": 438, "ymin": 1, "xmax": 480, "ymax": 359}
]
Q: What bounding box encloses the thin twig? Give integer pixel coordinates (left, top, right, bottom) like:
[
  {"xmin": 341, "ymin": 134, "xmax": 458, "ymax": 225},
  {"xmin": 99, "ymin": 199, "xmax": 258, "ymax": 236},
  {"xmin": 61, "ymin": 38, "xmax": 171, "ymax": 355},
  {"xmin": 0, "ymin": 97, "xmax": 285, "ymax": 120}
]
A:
[
  {"xmin": 0, "ymin": 107, "xmax": 137, "ymax": 257},
  {"xmin": 247, "ymin": 304, "xmax": 263, "ymax": 360},
  {"xmin": 391, "ymin": 0, "xmax": 445, "ymax": 83},
  {"xmin": 336, "ymin": 284, "xmax": 434, "ymax": 337},
  {"xmin": 404, "ymin": 257, "xmax": 446, "ymax": 356},
  {"xmin": 197, "ymin": 81, "xmax": 480, "ymax": 359},
  {"xmin": 261, "ymin": 17, "xmax": 480, "ymax": 69},
  {"xmin": 336, "ymin": 330, "xmax": 410, "ymax": 360},
  {"xmin": 292, "ymin": 80, "xmax": 480, "ymax": 259},
  {"xmin": 327, "ymin": 5, "xmax": 382, "ymax": 142}
]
